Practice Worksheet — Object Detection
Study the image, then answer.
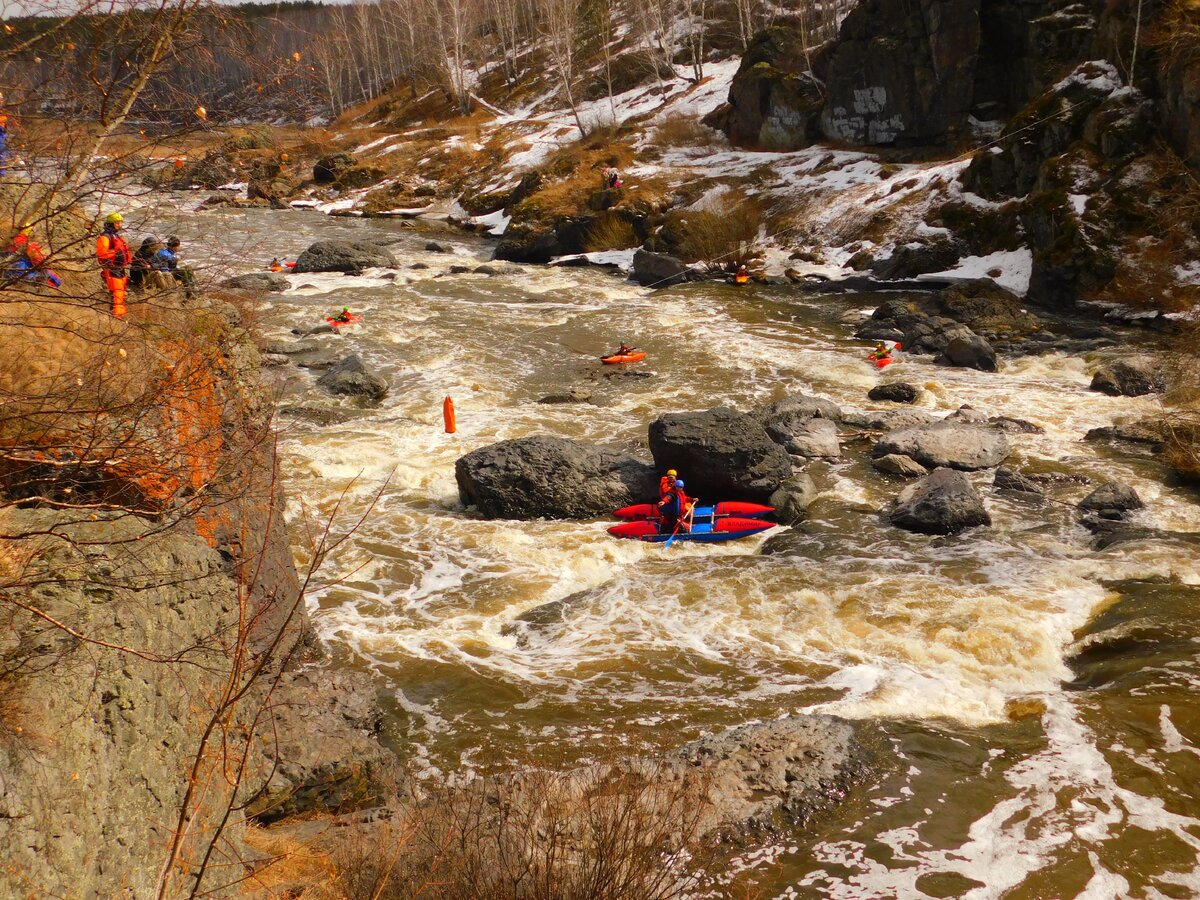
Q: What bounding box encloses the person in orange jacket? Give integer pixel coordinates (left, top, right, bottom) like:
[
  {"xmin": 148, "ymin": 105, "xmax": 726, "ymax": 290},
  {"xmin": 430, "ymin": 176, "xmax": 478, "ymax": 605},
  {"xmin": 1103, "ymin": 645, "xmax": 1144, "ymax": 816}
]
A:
[
  {"xmin": 657, "ymin": 478, "xmax": 691, "ymax": 535},
  {"xmin": 658, "ymin": 468, "xmax": 678, "ymax": 501},
  {"xmin": 96, "ymin": 212, "xmax": 132, "ymax": 317}
]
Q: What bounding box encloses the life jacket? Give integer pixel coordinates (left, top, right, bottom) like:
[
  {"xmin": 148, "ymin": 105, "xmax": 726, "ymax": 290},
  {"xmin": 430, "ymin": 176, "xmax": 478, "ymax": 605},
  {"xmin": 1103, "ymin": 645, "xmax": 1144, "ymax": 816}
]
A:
[
  {"xmin": 659, "ymin": 475, "xmax": 676, "ymax": 500},
  {"xmin": 97, "ymin": 230, "xmax": 131, "ymax": 277},
  {"xmin": 7, "ymin": 233, "xmax": 43, "ymax": 268}
]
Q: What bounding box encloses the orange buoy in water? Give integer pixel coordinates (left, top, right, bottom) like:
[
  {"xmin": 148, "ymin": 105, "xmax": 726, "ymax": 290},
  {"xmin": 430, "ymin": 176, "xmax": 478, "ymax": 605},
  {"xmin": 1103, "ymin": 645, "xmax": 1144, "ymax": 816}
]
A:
[{"xmin": 443, "ymin": 396, "xmax": 457, "ymax": 433}]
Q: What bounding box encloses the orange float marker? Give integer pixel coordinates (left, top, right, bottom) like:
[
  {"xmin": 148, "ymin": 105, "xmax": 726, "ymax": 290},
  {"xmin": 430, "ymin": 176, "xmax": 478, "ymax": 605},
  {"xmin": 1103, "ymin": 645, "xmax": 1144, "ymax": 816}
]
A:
[{"xmin": 443, "ymin": 396, "xmax": 457, "ymax": 433}]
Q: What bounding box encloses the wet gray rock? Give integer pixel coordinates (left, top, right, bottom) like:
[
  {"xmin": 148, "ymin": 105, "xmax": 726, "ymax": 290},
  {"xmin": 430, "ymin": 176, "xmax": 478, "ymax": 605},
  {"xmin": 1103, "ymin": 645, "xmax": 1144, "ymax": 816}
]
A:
[
  {"xmin": 251, "ymin": 668, "xmax": 399, "ymax": 825},
  {"xmin": 425, "ymin": 241, "xmax": 451, "ymax": 253},
  {"xmin": 648, "ymin": 407, "xmax": 794, "ymax": 502},
  {"xmin": 773, "ymin": 417, "xmax": 841, "ymax": 459},
  {"xmin": 293, "ymin": 241, "xmax": 398, "ymax": 274},
  {"xmin": 754, "ymin": 393, "xmax": 842, "ymax": 428},
  {"xmin": 872, "ymin": 422, "xmax": 1010, "ymax": 471},
  {"xmin": 1078, "ymin": 481, "xmax": 1144, "ymax": 520},
  {"xmin": 293, "ymin": 349, "xmax": 344, "ymax": 369},
  {"xmin": 768, "ymin": 473, "xmax": 818, "ymax": 524},
  {"xmin": 292, "ymin": 324, "xmax": 337, "ymax": 336},
  {"xmin": 944, "ymin": 405, "xmax": 990, "ymax": 425},
  {"xmin": 259, "ymin": 339, "xmax": 326, "ymax": 356},
  {"xmin": 842, "ymin": 408, "xmax": 938, "ymax": 432},
  {"xmin": 455, "ymin": 436, "xmax": 656, "ymax": 520},
  {"xmin": 989, "ymin": 416, "xmax": 1044, "ymax": 434},
  {"xmin": 632, "ymin": 249, "xmax": 697, "ymax": 288},
  {"xmin": 223, "ymin": 272, "xmax": 289, "ymax": 292},
  {"xmin": 448, "ymin": 264, "xmax": 471, "ymax": 274},
  {"xmin": 868, "ymin": 382, "xmax": 919, "ymax": 404},
  {"xmin": 1090, "ymin": 356, "xmax": 1166, "ymax": 397},
  {"xmin": 993, "ymin": 467, "xmax": 1045, "ymax": 495},
  {"xmin": 945, "ymin": 333, "xmax": 998, "ymax": 371},
  {"xmin": 872, "ymin": 454, "xmax": 929, "ymax": 478},
  {"xmin": 261, "ymin": 352, "xmax": 290, "ymax": 368},
  {"xmin": 317, "ymin": 355, "xmax": 389, "ymax": 401},
  {"xmin": 889, "ymin": 468, "xmax": 991, "ymax": 535}
]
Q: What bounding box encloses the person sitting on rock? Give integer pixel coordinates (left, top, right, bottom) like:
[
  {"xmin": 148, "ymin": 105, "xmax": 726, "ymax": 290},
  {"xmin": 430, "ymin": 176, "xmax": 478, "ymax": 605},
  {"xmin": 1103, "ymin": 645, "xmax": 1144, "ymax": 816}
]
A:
[
  {"xmin": 658, "ymin": 479, "xmax": 690, "ymax": 534},
  {"xmin": 129, "ymin": 236, "xmax": 160, "ymax": 291},
  {"xmin": 4, "ymin": 221, "xmax": 61, "ymax": 287}
]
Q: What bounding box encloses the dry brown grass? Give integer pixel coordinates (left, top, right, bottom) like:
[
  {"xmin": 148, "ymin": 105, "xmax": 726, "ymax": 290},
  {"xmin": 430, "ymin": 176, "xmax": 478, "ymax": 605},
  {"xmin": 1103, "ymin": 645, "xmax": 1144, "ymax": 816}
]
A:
[
  {"xmin": 585, "ymin": 215, "xmax": 641, "ymax": 252},
  {"xmin": 653, "ymin": 115, "xmax": 723, "ymax": 149},
  {"xmin": 667, "ymin": 195, "xmax": 765, "ymax": 267}
]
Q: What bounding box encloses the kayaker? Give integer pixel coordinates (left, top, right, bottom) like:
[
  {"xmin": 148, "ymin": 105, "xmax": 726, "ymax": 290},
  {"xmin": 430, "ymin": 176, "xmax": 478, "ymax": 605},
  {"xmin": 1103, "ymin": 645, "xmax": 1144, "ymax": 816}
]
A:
[
  {"xmin": 868, "ymin": 341, "xmax": 893, "ymax": 362},
  {"xmin": 658, "ymin": 468, "xmax": 678, "ymax": 501},
  {"xmin": 614, "ymin": 343, "xmax": 636, "ymax": 356},
  {"xmin": 332, "ymin": 306, "xmax": 353, "ymax": 323},
  {"xmin": 658, "ymin": 479, "xmax": 690, "ymax": 535},
  {"xmin": 269, "ymin": 257, "xmax": 283, "ymax": 272},
  {"xmin": 734, "ymin": 265, "xmax": 749, "ymax": 285}
]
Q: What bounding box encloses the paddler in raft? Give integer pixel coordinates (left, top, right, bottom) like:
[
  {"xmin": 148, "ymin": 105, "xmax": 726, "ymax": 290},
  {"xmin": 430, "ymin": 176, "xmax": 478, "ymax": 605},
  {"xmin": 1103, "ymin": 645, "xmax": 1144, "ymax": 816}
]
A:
[
  {"xmin": 658, "ymin": 468, "xmax": 678, "ymax": 501},
  {"xmin": 331, "ymin": 306, "xmax": 354, "ymax": 324},
  {"xmin": 867, "ymin": 341, "xmax": 893, "ymax": 363},
  {"xmin": 657, "ymin": 479, "xmax": 693, "ymax": 535}
]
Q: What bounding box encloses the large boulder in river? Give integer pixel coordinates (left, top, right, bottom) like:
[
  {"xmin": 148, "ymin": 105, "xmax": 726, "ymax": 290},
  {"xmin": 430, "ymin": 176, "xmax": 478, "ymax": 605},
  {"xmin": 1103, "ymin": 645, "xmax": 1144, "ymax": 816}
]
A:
[
  {"xmin": 944, "ymin": 333, "xmax": 998, "ymax": 372},
  {"xmin": 316, "ymin": 355, "xmax": 388, "ymax": 401},
  {"xmin": 632, "ymin": 249, "xmax": 696, "ymax": 287},
  {"xmin": 223, "ymin": 272, "xmax": 289, "ymax": 292},
  {"xmin": 771, "ymin": 417, "xmax": 841, "ymax": 459},
  {"xmin": 1089, "ymin": 356, "xmax": 1166, "ymax": 397},
  {"xmin": 648, "ymin": 407, "xmax": 793, "ymax": 502},
  {"xmin": 889, "ymin": 468, "xmax": 991, "ymax": 535},
  {"xmin": 293, "ymin": 240, "xmax": 398, "ymax": 274},
  {"xmin": 872, "ymin": 422, "xmax": 1009, "ymax": 471},
  {"xmin": 455, "ymin": 436, "xmax": 656, "ymax": 520},
  {"xmin": 868, "ymin": 382, "xmax": 919, "ymax": 404},
  {"xmin": 768, "ymin": 473, "xmax": 818, "ymax": 524}
]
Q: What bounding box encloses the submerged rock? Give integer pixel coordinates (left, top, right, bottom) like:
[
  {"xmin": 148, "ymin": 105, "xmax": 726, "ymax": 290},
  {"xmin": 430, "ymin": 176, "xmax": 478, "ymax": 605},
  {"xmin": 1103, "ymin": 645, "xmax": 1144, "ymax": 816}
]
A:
[
  {"xmin": 648, "ymin": 407, "xmax": 793, "ymax": 502},
  {"xmin": 889, "ymin": 468, "xmax": 991, "ymax": 535},
  {"xmin": 945, "ymin": 333, "xmax": 998, "ymax": 372},
  {"xmin": 872, "ymin": 422, "xmax": 1010, "ymax": 471},
  {"xmin": 455, "ymin": 436, "xmax": 656, "ymax": 520},
  {"xmin": 293, "ymin": 240, "xmax": 398, "ymax": 274},
  {"xmin": 316, "ymin": 354, "xmax": 389, "ymax": 401}
]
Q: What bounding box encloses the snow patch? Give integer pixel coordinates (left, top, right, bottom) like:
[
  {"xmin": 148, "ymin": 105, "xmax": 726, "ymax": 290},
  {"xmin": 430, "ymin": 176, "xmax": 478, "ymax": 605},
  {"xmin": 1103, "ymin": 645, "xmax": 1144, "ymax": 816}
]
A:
[{"xmin": 918, "ymin": 249, "xmax": 1033, "ymax": 296}]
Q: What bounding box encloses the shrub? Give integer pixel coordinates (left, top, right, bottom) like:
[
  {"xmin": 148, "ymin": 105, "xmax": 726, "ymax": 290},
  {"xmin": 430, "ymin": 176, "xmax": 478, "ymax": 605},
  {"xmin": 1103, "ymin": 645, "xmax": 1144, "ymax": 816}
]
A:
[
  {"xmin": 584, "ymin": 215, "xmax": 640, "ymax": 252},
  {"xmin": 653, "ymin": 115, "xmax": 722, "ymax": 149},
  {"xmin": 662, "ymin": 196, "xmax": 764, "ymax": 268}
]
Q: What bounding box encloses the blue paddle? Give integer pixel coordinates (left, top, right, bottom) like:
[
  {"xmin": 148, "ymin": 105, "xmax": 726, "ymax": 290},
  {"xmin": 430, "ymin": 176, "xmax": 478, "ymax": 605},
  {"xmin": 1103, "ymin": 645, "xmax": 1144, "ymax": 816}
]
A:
[{"xmin": 663, "ymin": 499, "xmax": 695, "ymax": 549}]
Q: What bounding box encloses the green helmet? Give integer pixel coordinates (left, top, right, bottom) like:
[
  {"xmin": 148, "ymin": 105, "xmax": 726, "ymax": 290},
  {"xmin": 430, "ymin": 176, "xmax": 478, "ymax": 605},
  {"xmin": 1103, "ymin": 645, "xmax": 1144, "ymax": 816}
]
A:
[{"xmin": 105, "ymin": 212, "xmax": 124, "ymax": 224}]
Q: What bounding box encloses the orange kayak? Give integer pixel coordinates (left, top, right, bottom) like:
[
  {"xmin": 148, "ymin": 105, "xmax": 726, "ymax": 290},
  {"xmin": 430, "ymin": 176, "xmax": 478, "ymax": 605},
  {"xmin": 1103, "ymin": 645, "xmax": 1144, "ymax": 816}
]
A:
[{"xmin": 601, "ymin": 352, "xmax": 646, "ymax": 364}]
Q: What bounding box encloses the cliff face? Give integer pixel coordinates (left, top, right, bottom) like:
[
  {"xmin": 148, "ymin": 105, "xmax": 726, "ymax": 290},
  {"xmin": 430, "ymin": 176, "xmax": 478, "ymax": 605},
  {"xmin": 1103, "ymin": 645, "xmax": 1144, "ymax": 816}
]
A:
[{"xmin": 0, "ymin": 297, "xmax": 395, "ymax": 898}]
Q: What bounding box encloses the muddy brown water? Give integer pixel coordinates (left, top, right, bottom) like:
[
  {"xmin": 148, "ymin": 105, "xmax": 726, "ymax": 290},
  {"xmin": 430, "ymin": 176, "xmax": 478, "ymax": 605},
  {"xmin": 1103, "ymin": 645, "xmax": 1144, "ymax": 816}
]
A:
[{"xmin": 175, "ymin": 203, "xmax": 1200, "ymax": 898}]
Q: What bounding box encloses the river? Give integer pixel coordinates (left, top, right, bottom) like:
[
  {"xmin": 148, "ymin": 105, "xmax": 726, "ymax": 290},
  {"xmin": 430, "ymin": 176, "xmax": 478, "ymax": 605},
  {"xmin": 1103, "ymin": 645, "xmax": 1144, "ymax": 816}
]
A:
[{"xmin": 183, "ymin": 204, "xmax": 1200, "ymax": 899}]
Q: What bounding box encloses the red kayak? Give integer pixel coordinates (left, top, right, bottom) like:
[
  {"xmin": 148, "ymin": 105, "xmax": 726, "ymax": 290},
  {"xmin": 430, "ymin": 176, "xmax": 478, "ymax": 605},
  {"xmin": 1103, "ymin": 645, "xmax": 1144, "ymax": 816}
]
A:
[
  {"xmin": 613, "ymin": 501, "xmax": 774, "ymax": 521},
  {"xmin": 325, "ymin": 313, "xmax": 363, "ymax": 328},
  {"xmin": 609, "ymin": 516, "xmax": 773, "ymax": 543},
  {"xmin": 601, "ymin": 352, "xmax": 646, "ymax": 365}
]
